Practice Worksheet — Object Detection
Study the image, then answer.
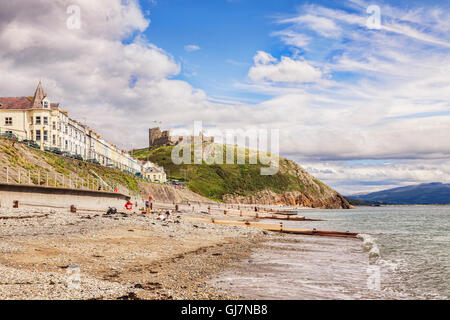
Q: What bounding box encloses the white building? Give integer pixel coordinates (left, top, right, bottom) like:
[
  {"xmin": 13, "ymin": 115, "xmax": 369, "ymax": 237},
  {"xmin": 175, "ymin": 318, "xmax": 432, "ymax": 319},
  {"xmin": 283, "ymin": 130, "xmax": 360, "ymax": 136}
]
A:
[
  {"xmin": 0, "ymin": 82, "xmax": 142, "ymax": 174},
  {"xmin": 142, "ymin": 161, "xmax": 167, "ymax": 183}
]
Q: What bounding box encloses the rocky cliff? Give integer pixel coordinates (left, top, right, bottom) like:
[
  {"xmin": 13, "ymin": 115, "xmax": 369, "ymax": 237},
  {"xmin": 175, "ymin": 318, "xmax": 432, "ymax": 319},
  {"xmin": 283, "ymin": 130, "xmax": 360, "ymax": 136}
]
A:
[
  {"xmin": 223, "ymin": 190, "xmax": 351, "ymax": 209},
  {"xmin": 222, "ymin": 158, "xmax": 351, "ymax": 209}
]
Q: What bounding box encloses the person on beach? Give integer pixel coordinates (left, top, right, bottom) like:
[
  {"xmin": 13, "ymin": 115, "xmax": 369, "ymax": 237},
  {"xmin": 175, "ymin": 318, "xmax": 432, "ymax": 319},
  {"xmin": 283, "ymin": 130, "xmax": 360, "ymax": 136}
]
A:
[
  {"xmin": 148, "ymin": 195, "xmax": 153, "ymax": 210},
  {"xmin": 124, "ymin": 200, "xmax": 133, "ymax": 214},
  {"xmin": 145, "ymin": 199, "xmax": 151, "ymax": 214}
]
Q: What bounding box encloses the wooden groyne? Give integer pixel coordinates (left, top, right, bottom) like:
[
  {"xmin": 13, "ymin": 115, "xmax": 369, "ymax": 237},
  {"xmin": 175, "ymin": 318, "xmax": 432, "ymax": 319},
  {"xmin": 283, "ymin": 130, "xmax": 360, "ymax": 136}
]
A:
[
  {"xmin": 188, "ymin": 218, "xmax": 358, "ymax": 239},
  {"xmin": 260, "ymin": 215, "xmax": 322, "ymax": 222}
]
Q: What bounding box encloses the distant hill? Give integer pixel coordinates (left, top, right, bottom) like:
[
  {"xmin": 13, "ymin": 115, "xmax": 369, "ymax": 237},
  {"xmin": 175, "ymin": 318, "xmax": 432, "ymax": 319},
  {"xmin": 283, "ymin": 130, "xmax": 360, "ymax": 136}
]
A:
[
  {"xmin": 349, "ymin": 183, "xmax": 450, "ymax": 205},
  {"xmin": 343, "ymin": 197, "xmax": 380, "ymax": 206}
]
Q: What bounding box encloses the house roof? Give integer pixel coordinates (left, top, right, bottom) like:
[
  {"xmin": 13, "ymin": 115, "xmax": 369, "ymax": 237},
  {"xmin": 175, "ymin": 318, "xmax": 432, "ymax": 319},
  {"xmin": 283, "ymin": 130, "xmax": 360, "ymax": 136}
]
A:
[
  {"xmin": 0, "ymin": 97, "xmax": 32, "ymax": 110},
  {"xmin": 0, "ymin": 82, "xmax": 61, "ymax": 111},
  {"xmin": 30, "ymin": 81, "xmax": 46, "ymax": 109}
]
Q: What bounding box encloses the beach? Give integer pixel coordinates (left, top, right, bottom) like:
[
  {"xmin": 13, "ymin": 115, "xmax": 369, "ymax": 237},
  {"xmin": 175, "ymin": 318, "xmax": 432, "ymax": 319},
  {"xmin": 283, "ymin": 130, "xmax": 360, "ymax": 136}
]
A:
[
  {"xmin": 0, "ymin": 203, "xmax": 267, "ymax": 300},
  {"xmin": 2, "ymin": 203, "xmax": 447, "ymax": 300}
]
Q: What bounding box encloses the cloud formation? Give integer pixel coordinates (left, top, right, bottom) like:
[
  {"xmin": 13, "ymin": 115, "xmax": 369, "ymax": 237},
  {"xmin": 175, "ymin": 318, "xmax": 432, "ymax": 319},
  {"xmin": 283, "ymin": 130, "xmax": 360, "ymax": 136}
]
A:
[
  {"xmin": 0, "ymin": 0, "xmax": 449, "ymax": 193},
  {"xmin": 248, "ymin": 51, "xmax": 322, "ymax": 83},
  {"xmin": 184, "ymin": 44, "xmax": 201, "ymax": 52}
]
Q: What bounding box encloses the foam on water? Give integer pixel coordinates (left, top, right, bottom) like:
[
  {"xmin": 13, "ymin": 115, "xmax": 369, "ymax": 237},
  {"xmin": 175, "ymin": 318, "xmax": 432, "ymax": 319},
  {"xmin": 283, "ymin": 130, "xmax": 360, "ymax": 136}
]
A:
[{"xmin": 213, "ymin": 206, "xmax": 449, "ymax": 300}]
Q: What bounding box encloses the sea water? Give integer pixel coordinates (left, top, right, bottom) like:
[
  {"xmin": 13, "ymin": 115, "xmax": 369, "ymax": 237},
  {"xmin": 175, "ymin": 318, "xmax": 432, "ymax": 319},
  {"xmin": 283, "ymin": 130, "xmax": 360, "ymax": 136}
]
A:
[{"xmin": 212, "ymin": 206, "xmax": 449, "ymax": 300}]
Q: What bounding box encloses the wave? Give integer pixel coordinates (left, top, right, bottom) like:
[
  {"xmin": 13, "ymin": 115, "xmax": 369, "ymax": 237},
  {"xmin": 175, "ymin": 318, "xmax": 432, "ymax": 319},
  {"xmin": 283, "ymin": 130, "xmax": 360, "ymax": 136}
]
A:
[{"xmin": 357, "ymin": 233, "xmax": 380, "ymax": 263}]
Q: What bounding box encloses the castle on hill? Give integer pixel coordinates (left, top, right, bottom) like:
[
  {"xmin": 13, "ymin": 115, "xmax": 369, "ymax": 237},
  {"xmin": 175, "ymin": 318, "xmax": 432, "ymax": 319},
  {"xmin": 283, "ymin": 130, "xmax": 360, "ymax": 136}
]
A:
[{"xmin": 149, "ymin": 127, "xmax": 214, "ymax": 147}]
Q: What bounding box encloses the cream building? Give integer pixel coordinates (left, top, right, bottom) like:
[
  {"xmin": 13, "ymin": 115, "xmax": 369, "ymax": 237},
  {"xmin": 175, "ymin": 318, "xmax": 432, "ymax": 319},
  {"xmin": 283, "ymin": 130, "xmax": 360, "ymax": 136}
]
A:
[
  {"xmin": 142, "ymin": 161, "xmax": 167, "ymax": 183},
  {"xmin": 0, "ymin": 82, "xmax": 142, "ymax": 174}
]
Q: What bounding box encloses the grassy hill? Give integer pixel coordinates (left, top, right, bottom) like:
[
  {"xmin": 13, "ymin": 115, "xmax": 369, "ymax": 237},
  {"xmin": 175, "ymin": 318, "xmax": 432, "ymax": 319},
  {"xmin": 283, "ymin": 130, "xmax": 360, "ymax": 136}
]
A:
[
  {"xmin": 132, "ymin": 144, "xmax": 350, "ymax": 208},
  {"xmin": 0, "ymin": 137, "xmax": 209, "ymax": 204}
]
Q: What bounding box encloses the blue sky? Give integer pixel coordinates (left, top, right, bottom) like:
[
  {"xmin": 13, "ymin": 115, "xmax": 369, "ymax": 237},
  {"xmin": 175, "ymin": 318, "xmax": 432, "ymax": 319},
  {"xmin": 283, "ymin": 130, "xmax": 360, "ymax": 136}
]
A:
[
  {"xmin": 1, "ymin": 0, "xmax": 449, "ymax": 194},
  {"xmin": 139, "ymin": 0, "xmax": 450, "ymax": 106}
]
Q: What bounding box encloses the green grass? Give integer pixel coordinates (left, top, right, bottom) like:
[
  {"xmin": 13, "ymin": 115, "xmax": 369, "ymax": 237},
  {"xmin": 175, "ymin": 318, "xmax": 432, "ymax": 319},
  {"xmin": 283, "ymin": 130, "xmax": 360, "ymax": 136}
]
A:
[
  {"xmin": 132, "ymin": 144, "xmax": 322, "ymax": 201},
  {"xmin": 0, "ymin": 137, "xmax": 143, "ymax": 194}
]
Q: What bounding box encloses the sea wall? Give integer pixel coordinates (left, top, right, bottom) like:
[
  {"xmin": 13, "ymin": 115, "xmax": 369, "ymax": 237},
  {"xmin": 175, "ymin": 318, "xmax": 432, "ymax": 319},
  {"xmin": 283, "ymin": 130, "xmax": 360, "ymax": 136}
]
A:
[{"xmin": 0, "ymin": 183, "xmax": 129, "ymax": 211}]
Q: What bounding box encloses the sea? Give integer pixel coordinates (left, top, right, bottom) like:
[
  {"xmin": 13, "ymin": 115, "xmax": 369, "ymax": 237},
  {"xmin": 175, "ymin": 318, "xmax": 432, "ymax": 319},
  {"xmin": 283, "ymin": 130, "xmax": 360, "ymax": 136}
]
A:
[{"xmin": 212, "ymin": 206, "xmax": 450, "ymax": 300}]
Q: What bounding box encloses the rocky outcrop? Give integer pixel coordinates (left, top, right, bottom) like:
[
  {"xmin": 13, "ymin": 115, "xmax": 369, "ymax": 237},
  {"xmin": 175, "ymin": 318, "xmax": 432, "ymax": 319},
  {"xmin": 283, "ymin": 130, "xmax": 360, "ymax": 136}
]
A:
[
  {"xmin": 137, "ymin": 180, "xmax": 211, "ymax": 204},
  {"xmin": 223, "ymin": 189, "xmax": 351, "ymax": 209},
  {"xmin": 222, "ymin": 157, "xmax": 352, "ymax": 209}
]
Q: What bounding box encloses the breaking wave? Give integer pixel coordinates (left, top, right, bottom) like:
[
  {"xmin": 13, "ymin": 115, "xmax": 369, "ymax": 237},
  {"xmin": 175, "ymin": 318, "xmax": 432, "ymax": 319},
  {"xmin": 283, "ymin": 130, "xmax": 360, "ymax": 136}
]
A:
[{"xmin": 357, "ymin": 233, "xmax": 380, "ymax": 263}]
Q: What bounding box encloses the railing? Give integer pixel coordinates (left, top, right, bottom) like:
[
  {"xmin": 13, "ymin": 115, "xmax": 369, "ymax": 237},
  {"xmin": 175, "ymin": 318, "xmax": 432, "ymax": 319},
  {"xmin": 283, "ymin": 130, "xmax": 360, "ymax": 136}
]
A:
[{"xmin": 1, "ymin": 166, "xmax": 115, "ymax": 192}]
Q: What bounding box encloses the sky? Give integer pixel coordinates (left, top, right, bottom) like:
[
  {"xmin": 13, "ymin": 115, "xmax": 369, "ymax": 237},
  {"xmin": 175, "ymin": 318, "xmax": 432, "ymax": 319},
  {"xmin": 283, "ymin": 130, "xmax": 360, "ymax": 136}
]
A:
[{"xmin": 0, "ymin": 0, "xmax": 449, "ymax": 194}]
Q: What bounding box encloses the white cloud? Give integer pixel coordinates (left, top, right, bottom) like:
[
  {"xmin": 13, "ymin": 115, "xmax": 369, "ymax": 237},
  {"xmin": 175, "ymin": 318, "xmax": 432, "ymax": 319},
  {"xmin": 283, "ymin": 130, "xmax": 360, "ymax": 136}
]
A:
[
  {"xmin": 1, "ymin": 0, "xmax": 450, "ymax": 194},
  {"xmin": 184, "ymin": 44, "xmax": 200, "ymax": 52},
  {"xmin": 271, "ymin": 30, "xmax": 310, "ymax": 48},
  {"xmin": 303, "ymin": 159, "xmax": 450, "ymax": 195},
  {"xmin": 248, "ymin": 51, "xmax": 322, "ymax": 83},
  {"xmin": 279, "ymin": 14, "xmax": 341, "ymax": 38}
]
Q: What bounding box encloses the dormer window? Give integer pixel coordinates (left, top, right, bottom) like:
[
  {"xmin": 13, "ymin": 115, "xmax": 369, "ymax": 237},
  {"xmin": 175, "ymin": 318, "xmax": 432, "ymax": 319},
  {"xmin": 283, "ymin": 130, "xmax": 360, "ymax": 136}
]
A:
[{"xmin": 42, "ymin": 98, "xmax": 50, "ymax": 109}]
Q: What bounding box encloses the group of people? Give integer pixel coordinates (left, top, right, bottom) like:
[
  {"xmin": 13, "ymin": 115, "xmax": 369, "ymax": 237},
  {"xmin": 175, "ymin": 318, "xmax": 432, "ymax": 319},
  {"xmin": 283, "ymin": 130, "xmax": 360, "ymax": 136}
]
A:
[
  {"xmin": 124, "ymin": 195, "xmax": 153, "ymax": 214},
  {"xmin": 123, "ymin": 195, "xmax": 173, "ymax": 221}
]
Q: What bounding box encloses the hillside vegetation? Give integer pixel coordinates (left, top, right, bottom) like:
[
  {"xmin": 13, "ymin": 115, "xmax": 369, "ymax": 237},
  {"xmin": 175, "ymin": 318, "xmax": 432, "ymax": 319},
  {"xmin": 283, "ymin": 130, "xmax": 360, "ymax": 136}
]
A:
[
  {"xmin": 132, "ymin": 144, "xmax": 350, "ymax": 209},
  {"xmin": 0, "ymin": 137, "xmax": 208, "ymax": 203}
]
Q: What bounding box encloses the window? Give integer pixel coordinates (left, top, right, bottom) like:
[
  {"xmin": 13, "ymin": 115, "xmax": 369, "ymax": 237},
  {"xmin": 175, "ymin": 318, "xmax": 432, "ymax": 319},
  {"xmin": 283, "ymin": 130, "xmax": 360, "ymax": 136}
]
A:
[
  {"xmin": 52, "ymin": 122, "xmax": 56, "ymax": 130},
  {"xmin": 52, "ymin": 135, "xmax": 56, "ymax": 145},
  {"xmin": 43, "ymin": 130, "xmax": 48, "ymax": 141},
  {"xmin": 36, "ymin": 130, "xmax": 41, "ymax": 141},
  {"xmin": 35, "ymin": 116, "xmax": 41, "ymax": 125},
  {"xmin": 43, "ymin": 101, "xmax": 49, "ymax": 109},
  {"xmin": 65, "ymin": 140, "xmax": 68, "ymax": 149},
  {"xmin": 5, "ymin": 117, "xmax": 12, "ymax": 126},
  {"xmin": 43, "ymin": 117, "xmax": 48, "ymax": 125}
]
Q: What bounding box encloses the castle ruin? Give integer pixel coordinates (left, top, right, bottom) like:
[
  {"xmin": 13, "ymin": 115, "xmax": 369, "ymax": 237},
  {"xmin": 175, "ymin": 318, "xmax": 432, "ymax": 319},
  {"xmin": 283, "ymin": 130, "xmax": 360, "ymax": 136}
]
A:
[{"xmin": 149, "ymin": 127, "xmax": 214, "ymax": 147}]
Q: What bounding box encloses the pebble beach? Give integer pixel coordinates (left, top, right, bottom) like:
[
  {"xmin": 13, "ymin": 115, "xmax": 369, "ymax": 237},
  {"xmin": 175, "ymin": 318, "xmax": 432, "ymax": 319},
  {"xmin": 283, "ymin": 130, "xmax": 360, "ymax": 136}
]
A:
[{"xmin": 0, "ymin": 204, "xmax": 266, "ymax": 300}]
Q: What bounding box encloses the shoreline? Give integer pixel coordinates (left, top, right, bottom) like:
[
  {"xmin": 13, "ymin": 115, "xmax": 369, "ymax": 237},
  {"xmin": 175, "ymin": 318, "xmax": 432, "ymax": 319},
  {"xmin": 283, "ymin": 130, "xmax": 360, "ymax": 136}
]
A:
[{"xmin": 0, "ymin": 204, "xmax": 267, "ymax": 300}]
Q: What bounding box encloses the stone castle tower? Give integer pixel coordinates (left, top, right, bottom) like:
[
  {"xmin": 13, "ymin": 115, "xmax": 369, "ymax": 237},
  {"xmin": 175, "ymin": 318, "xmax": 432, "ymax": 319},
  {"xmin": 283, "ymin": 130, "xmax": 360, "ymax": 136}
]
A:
[{"xmin": 149, "ymin": 127, "xmax": 214, "ymax": 147}]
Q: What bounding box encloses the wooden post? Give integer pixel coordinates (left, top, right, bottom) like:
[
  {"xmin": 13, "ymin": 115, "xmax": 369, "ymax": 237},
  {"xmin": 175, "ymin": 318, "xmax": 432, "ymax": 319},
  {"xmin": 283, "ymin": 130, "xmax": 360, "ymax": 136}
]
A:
[
  {"xmin": 13, "ymin": 200, "xmax": 19, "ymax": 208},
  {"xmin": 70, "ymin": 205, "xmax": 77, "ymax": 213},
  {"xmin": 28, "ymin": 170, "xmax": 31, "ymax": 184},
  {"xmin": 38, "ymin": 171, "xmax": 40, "ymax": 185},
  {"xmin": 46, "ymin": 172, "xmax": 49, "ymax": 186},
  {"xmin": 18, "ymin": 169, "xmax": 21, "ymax": 184}
]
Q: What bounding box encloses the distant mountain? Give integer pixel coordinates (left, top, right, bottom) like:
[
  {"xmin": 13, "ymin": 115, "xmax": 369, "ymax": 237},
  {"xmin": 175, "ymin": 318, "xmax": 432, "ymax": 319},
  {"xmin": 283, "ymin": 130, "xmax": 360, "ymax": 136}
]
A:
[{"xmin": 348, "ymin": 182, "xmax": 450, "ymax": 205}]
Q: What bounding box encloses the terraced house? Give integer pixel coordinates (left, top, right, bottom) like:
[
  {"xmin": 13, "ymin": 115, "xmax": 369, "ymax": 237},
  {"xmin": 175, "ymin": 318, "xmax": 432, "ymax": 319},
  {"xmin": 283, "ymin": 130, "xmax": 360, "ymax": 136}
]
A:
[{"xmin": 0, "ymin": 82, "xmax": 141, "ymax": 174}]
